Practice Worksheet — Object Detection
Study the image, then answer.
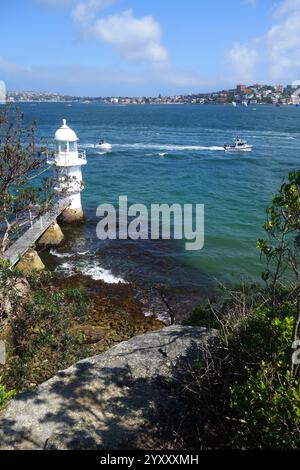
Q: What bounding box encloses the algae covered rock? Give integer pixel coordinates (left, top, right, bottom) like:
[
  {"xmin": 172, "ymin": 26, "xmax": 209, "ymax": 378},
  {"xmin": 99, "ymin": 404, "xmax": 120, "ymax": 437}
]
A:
[
  {"xmin": 37, "ymin": 221, "xmax": 64, "ymax": 247},
  {"xmin": 15, "ymin": 249, "xmax": 45, "ymax": 274},
  {"xmin": 71, "ymin": 325, "xmax": 107, "ymax": 344},
  {"xmin": 59, "ymin": 207, "xmax": 86, "ymax": 224}
]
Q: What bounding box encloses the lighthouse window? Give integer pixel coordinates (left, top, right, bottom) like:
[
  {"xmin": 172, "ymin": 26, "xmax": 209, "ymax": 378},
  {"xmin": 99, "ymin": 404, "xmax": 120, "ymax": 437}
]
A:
[
  {"xmin": 69, "ymin": 142, "xmax": 76, "ymax": 152},
  {"xmin": 61, "ymin": 142, "xmax": 68, "ymax": 152}
]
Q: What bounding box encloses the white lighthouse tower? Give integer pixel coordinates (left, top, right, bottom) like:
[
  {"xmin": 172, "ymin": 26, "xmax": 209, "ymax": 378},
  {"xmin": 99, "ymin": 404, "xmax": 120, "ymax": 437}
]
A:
[{"xmin": 54, "ymin": 119, "xmax": 87, "ymax": 223}]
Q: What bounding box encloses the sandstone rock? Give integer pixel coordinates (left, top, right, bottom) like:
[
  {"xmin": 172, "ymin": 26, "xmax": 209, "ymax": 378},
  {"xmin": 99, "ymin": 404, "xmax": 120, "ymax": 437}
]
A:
[
  {"xmin": 15, "ymin": 249, "xmax": 45, "ymax": 274},
  {"xmin": 0, "ymin": 326, "xmax": 216, "ymax": 450},
  {"xmin": 71, "ymin": 325, "xmax": 108, "ymax": 344},
  {"xmin": 0, "ymin": 277, "xmax": 30, "ymax": 319},
  {"xmin": 59, "ymin": 208, "xmax": 85, "ymax": 224},
  {"xmin": 37, "ymin": 221, "xmax": 64, "ymax": 247}
]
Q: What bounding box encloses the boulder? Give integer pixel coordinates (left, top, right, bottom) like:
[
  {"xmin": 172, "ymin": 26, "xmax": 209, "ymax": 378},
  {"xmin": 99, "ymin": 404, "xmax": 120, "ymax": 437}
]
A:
[
  {"xmin": 15, "ymin": 249, "xmax": 45, "ymax": 274},
  {"xmin": 37, "ymin": 221, "xmax": 64, "ymax": 247},
  {"xmin": 59, "ymin": 208, "xmax": 86, "ymax": 224},
  {"xmin": 0, "ymin": 277, "xmax": 30, "ymax": 320},
  {"xmin": 0, "ymin": 326, "xmax": 216, "ymax": 450}
]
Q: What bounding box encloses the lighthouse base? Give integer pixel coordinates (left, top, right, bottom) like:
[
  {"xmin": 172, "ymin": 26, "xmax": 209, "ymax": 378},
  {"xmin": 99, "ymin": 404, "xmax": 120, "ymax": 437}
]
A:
[{"xmin": 59, "ymin": 207, "xmax": 86, "ymax": 224}]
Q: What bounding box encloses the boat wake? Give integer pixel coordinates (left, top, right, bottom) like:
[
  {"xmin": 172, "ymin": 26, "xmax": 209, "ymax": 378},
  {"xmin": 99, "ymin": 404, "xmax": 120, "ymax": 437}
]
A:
[
  {"xmin": 115, "ymin": 143, "xmax": 225, "ymax": 151},
  {"xmin": 81, "ymin": 143, "xmax": 224, "ymax": 152}
]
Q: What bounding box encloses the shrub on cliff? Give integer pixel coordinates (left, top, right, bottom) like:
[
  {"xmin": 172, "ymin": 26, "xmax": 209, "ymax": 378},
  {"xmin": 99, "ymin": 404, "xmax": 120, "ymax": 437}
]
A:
[
  {"xmin": 0, "ymin": 264, "xmax": 91, "ymax": 391},
  {"xmin": 0, "ymin": 381, "xmax": 15, "ymax": 408},
  {"xmin": 171, "ymin": 171, "xmax": 300, "ymax": 449}
]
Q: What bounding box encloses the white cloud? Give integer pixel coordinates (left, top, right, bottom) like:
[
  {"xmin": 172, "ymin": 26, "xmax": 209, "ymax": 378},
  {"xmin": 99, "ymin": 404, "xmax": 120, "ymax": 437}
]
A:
[
  {"xmin": 273, "ymin": 0, "xmax": 300, "ymax": 16},
  {"xmin": 227, "ymin": 0, "xmax": 300, "ymax": 83},
  {"xmin": 36, "ymin": 0, "xmax": 169, "ymax": 65},
  {"xmin": 226, "ymin": 42, "xmax": 259, "ymax": 82},
  {"xmin": 29, "ymin": 0, "xmax": 213, "ymax": 91},
  {"xmin": 91, "ymin": 9, "xmax": 168, "ymax": 63},
  {"xmin": 266, "ymin": 5, "xmax": 300, "ymax": 78},
  {"xmin": 72, "ymin": 0, "xmax": 115, "ymax": 24}
]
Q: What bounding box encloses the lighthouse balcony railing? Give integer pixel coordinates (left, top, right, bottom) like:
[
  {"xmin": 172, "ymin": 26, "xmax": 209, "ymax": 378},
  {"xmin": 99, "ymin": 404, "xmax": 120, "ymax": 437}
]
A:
[{"xmin": 47, "ymin": 150, "xmax": 87, "ymax": 166}]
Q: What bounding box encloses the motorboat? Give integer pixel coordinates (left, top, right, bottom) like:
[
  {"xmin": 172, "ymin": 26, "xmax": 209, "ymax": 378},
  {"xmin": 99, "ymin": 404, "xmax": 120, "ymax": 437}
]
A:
[
  {"xmin": 94, "ymin": 139, "xmax": 112, "ymax": 150},
  {"xmin": 224, "ymin": 137, "xmax": 253, "ymax": 152}
]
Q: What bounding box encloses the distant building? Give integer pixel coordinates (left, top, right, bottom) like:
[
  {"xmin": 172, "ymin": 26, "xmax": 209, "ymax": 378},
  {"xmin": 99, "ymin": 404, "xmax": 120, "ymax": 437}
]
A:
[
  {"xmin": 292, "ymin": 80, "xmax": 300, "ymax": 89},
  {"xmin": 291, "ymin": 87, "xmax": 300, "ymax": 105},
  {"xmin": 237, "ymin": 84, "xmax": 246, "ymax": 93},
  {"xmin": 0, "ymin": 80, "xmax": 6, "ymax": 104}
]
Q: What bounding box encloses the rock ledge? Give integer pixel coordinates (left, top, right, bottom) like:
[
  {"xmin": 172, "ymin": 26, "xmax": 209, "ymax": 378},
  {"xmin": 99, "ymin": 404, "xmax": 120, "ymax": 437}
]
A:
[{"xmin": 0, "ymin": 325, "xmax": 215, "ymax": 450}]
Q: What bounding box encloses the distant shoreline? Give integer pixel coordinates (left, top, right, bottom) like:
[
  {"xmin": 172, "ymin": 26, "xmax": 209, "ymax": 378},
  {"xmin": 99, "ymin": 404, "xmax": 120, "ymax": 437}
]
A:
[{"xmin": 5, "ymin": 101, "xmax": 292, "ymax": 106}]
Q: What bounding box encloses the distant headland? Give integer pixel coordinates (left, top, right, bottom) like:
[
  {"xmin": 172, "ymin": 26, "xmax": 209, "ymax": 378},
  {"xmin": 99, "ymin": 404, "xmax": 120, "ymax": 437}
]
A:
[{"xmin": 5, "ymin": 82, "xmax": 300, "ymax": 106}]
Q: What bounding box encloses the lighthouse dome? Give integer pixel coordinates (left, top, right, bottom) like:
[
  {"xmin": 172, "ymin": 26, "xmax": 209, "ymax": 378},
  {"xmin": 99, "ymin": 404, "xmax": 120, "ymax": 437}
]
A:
[{"xmin": 55, "ymin": 119, "xmax": 78, "ymax": 142}]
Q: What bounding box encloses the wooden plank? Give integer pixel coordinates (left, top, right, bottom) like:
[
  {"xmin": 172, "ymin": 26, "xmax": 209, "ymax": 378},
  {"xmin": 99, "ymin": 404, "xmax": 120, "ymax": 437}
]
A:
[{"xmin": 3, "ymin": 198, "xmax": 69, "ymax": 266}]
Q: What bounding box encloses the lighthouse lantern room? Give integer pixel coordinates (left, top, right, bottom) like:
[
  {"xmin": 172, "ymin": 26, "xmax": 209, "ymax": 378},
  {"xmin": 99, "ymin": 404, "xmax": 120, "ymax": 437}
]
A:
[{"xmin": 54, "ymin": 119, "xmax": 87, "ymax": 223}]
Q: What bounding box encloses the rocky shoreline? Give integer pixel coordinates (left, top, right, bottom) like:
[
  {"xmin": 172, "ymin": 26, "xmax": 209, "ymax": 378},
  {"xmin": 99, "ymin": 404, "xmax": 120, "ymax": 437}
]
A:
[{"xmin": 52, "ymin": 274, "xmax": 166, "ymax": 354}]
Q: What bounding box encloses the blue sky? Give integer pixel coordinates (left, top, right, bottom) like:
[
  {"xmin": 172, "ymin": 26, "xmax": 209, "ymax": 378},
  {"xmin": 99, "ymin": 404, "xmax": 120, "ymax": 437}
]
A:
[{"xmin": 1, "ymin": 0, "xmax": 300, "ymax": 95}]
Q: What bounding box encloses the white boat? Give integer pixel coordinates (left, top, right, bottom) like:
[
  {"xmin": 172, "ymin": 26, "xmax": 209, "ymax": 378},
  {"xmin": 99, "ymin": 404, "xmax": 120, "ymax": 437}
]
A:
[
  {"xmin": 232, "ymin": 101, "xmax": 237, "ymax": 107},
  {"xmin": 243, "ymin": 101, "xmax": 248, "ymax": 107},
  {"xmin": 224, "ymin": 137, "xmax": 253, "ymax": 152},
  {"xmin": 94, "ymin": 140, "xmax": 112, "ymax": 150}
]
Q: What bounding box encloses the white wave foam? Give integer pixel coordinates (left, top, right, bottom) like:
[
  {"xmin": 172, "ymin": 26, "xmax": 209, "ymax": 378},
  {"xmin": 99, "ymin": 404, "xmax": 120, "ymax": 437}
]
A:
[
  {"xmin": 143, "ymin": 309, "xmax": 169, "ymax": 324},
  {"xmin": 54, "ymin": 259, "xmax": 127, "ymax": 284},
  {"xmin": 144, "ymin": 310, "xmax": 153, "ymax": 317},
  {"xmin": 55, "ymin": 261, "xmax": 73, "ymax": 271},
  {"xmin": 81, "ymin": 265, "xmax": 127, "ymax": 284},
  {"xmin": 50, "ymin": 249, "xmax": 73, "ymax": 258}
]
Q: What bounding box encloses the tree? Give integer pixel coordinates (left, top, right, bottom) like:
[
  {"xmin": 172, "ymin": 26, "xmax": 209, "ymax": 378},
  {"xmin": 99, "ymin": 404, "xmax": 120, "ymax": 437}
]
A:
[
  {"xmin": 257, "ymin": 170, "xmax": 300, "ymax": 377},
  {"xmin": 0, "ymin": 106, "xmax": 59, "ymax": 255}
]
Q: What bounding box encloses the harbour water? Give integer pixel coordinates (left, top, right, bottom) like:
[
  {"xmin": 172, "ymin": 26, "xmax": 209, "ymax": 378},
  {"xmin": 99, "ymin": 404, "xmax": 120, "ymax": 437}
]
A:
[{"xmin": 19, "ymin": 103, "xmax": 300, "ymax": 294}]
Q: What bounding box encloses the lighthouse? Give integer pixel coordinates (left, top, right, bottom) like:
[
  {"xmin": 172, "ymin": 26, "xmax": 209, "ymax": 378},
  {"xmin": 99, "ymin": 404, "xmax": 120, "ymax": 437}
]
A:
[{"xmin": 54, "ymin": 119, "xmax": 87, "ymax": 223}]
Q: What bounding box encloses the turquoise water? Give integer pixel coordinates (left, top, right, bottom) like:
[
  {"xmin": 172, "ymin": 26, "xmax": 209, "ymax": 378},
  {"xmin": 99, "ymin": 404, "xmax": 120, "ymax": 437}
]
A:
[{"xmin": 19, "ymin": 103, "xmax": 300, "ymax": 289}]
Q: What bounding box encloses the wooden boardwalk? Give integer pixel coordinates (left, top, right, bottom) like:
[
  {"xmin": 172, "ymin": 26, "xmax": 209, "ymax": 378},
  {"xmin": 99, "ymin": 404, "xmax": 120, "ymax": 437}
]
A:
[{"xmin": 3, "ymin": 198, "xmax": 69, "ymax": 267}]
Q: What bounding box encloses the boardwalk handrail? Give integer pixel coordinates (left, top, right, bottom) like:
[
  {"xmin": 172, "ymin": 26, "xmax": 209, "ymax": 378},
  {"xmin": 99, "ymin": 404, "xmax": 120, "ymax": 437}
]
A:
[{"xmin": 2, "ymin": 198, "xmax": 70, "ymax": 267}]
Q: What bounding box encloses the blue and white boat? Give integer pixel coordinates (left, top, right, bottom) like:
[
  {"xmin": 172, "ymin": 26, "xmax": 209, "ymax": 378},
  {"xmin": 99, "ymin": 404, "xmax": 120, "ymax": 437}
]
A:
[{"xmin": 224, "ymin": 137, "xmax": 252, "ymax": 152}]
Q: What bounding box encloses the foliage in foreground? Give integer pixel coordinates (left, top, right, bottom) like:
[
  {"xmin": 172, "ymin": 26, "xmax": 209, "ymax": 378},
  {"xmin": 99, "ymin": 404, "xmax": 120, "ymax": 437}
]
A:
[
  {"xmin": 0, "ymin": 381, "xmax": 16, "ymax": 407},
  {"xmin": 0, "ymin": 263, "xmax": 90, "ymax": 392},
  {"xmin": 172, "ymin": 289, "xmax": 300, "ymax": 449},
  {"xmin": 171, "ymin": 171, "xmax": 300, "ymax": 449}
]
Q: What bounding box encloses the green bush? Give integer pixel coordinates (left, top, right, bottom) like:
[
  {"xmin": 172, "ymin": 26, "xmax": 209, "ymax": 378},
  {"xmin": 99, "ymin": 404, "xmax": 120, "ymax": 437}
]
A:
[
  {"xmin": 174, "ymin": 288, "xmax": 300, "ymax": 449},
  {"xmin": 227, "ymin": 305, "xmax": 299, "ymax": 449},
  {"xmin": 1, "ymin": 284, "xmax": 90, "ymax": 391},
  {"xmin": 0, "ymin": 381, "xmax": 16, "ymax": 408},
  {"xmin": 230, "ymin": 364, "xmax": 300, "ymax": 449},
  {"xmin": 184, "ymin": 303, "xmax": 220, "ymax": 329}
]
